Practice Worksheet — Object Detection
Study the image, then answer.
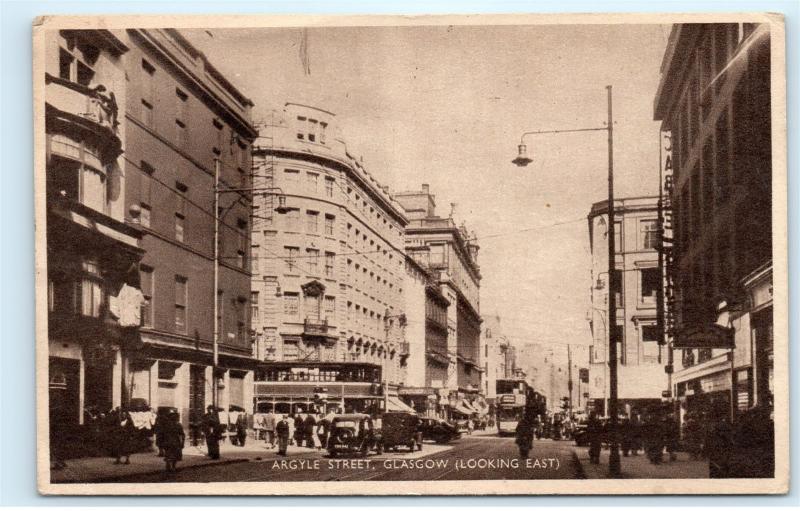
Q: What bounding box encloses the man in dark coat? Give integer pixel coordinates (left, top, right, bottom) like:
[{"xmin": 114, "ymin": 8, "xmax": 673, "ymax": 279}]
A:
[
  {"xmin": 276, "ymin": 415, "xmax": 290, "ymax": 456},
  {"xmin": 293, "ymin": 413, "xmax": 305, "ymax": 446},
  {"xmin": 202, "ymin": 405, "xmax": 222, "ymax": 460},
  {"xmin": 515, "ymin": 415, "xmax": 534, "ymax": 458},
  {"xmin": 316, "ymin": 414, "xmax": 331, "ymax": 451},
  {"xmin": 586, "ymin": 412, "xmax": 602, "ymax": 464},
  {"xmin": 235, "ymin": 413, "xmax": 248, "ymax": 447},
  {"xmin": 303, "ymin": 413, "xmax": 317, "ymax": 449}
]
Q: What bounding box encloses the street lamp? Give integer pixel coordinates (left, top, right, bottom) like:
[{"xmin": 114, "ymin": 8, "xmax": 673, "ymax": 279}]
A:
[
  {"xmin": 512, "ymin": 86, "xmax": 621, "ymax": 477},
  {"xmin": 212, "ymin": 157, "xmax": 290, "ymax": 410}
]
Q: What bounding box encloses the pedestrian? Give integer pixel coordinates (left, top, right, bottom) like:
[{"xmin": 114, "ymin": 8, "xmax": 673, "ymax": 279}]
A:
[
  {"xmin": 630, "ymin": 413, "xmax": 643, "ymax": 456},
  {"xmin": 153, "ymin": 409, "xmax": 167, "ymax": 457},
  {"xmin": 663, "ymin": 413, "xmax": 679, "ymax": 462},
  {"xmin": 236, "ymin": 412, "xmax": 248, "ymax": 447},
  {"xmin": 515, "ymin": 415, "xmax": 534, "ymax": 458},
  {"xmin": 162, "ymin": 411, "xmax": 185, "ymax": 474},
  {"xmin": 303, "ymin": 412, "xmax": 317, "ymax": 449},
  {"xmin": 293, "ymin": 413, "xmax": 305, "ymax": 447},
  {"xmin": 263, "ymin": 410, "xmax": 276, "ymax": 448},
  {"xmin": 467, "ymin": 418, "xmax": 474, "ymax": 435},
  {"xmin": 112, "ymin": 409, "xmax": 135, "ymax": 465},
  {"xmin": 620, "ymin": 416, "xmax": 632, "ymax": 457},
  {"xmin": 586, "ymin": 412, "xmax": 602, "ymax": 464},
  {"xmin": 643, "ymin": 412, "xmax": 664, "ymax": 465},
  {"xmin": 202, "ymin": 405, "xmax": 222, "ymax": 460},
  {"xmin": 316, "ymin": 413, "xmax": 331, "ymax": 451},
  {"xmin": 276, "ymin": 414, "xmax": 290, "ymax": 456},
  {"xmin": 705, "ymin": 413, "xmax": 733, "ymax": 478}
]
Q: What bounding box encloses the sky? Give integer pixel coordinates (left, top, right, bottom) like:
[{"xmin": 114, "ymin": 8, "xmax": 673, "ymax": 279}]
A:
[{"xmin": 184, "ymin": 23, "xmax": 670, "ymax": 348}]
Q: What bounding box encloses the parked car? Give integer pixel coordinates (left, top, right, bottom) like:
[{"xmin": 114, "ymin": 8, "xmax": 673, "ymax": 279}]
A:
[
  {"xmin": 381, "ymin": 411, "xmax": 423, "ymax": 452},
  {"xmin": 420, "ymin": 418, "xmax": 461, "ymax": 444},
  {"xmin": 327, "ymin": 414, "xmax": 382, "ymax": 457}
]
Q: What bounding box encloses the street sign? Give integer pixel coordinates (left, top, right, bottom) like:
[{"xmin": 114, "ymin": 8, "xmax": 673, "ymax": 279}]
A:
[{"xmin": 673, "ymin": 324, "xmax": 735, "ymax": 349}]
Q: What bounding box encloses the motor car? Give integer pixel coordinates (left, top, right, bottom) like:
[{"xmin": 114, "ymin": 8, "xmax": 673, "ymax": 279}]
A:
[
  {"xmin": 327, "ymin": 413, "xmax": 382, "ymax": 457},
  {"xmin": 381, "ymin": 411, "xmax": 423, "ymax": 452},
  {"xmin": 573, "ymin": 418, "xmax": 609, "ymax": 447},
  {"xmin": 420, "ymin": 418, "xmax": 461, "ymax": 444}
]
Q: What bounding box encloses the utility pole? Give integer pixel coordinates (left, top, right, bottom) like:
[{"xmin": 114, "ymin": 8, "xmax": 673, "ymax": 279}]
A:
[
  {"xmin": 606, "ymin": 85, "xmax": 621, "ymax": 477},
  {"xmin": 212, "ymin": 157, "xmax": 220, "ymax": 411},
  {"xmin": 567, "ymin": 344, "xmax": 573, "ymax": 417}
]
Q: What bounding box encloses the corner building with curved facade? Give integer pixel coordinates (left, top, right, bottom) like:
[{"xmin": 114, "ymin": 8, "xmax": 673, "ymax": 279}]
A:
[{"xmin": 250, "ymin": 103, "xmax": 410, "ymax": 414}]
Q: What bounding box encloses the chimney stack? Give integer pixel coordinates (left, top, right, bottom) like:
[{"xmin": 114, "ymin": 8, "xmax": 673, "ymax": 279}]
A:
[{"xmin": 421, "ymin": 183, "xmax": 429, "ymax": 194}]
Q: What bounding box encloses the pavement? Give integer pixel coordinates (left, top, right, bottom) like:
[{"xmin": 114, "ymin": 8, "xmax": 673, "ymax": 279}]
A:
[
  {"xmin": 50, "ymin": 439, "xmax": 322, "ymax": 484},
  {"xmin": 56, "ymin": 435, "xmax": 578, "ymax": 483},
  {"xmin": 573, "ymin": 445, "xmax": 709, "ymax": 479}
]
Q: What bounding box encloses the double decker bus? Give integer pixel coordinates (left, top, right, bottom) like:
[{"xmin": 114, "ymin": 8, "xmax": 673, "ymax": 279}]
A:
[{"xmin": 495, "ymin": 378, "xmax": 530, "ymax": 435}]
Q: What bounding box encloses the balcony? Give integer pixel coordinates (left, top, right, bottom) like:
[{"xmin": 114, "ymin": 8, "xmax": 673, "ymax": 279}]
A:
[
  {"xmin": 45, "ymin": 73, "xmax": 121, "ymax": 157},
  {"xmin": 303, "ymin": 317, "xmax": 337, "ymax": 344}
]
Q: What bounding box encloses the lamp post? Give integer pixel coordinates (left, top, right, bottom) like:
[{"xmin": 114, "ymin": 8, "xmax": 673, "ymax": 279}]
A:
[
  {"xmin": 212, "ymin": 157, "xmax": 289, "ymax": 410},
  {"xmin": 512, "ymin": 85, "xmax": 621, "ymax": 477}
]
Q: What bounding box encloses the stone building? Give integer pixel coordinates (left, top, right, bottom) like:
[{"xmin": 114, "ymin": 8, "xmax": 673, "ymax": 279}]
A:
[{"xmin": 250, "ymin": 103, "xmax": 411, "ymax": 414}]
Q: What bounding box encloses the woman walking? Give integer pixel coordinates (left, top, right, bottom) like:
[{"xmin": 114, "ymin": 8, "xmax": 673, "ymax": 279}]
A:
[{"xmin": 162, "ymin": 411, "xmax": 185, "ymax": 474}]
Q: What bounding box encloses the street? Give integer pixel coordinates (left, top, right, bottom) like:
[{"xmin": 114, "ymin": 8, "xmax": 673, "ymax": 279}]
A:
[{"xmin": 103, "ymin": 436, "xmax": 579, "ymax": 483}]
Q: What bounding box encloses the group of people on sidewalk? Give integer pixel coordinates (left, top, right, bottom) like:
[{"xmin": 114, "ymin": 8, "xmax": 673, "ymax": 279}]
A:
[
  {"xmin": 257, "ymin": 411, "xmax": 333, "ymax": 456},
  {"xmin": 584, "ymin": 411, "xmax": 681, "ymax": 466}
]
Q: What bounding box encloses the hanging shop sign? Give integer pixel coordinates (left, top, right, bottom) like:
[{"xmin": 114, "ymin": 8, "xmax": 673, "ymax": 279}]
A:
[{"xmin": 673, "ymin": 324, "xmax": 735, "ymax": 349}]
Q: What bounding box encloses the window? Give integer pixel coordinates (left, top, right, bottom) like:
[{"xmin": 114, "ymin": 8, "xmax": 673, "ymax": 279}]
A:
[
  {"xmin": 175, "ymin": 119, "xmax": 186, "ymax": 148},
  {"xmin": 296, "ymin": 116, "xmax": 306, "ymax": 140},
  {"xmin": 613, "ymin": 221, "xmax": 622, "ymax": 253},
  {"xmin": 641, "ymin": 267, "xmax": 660, "ymax": 302},
  {"xmin": 251, "ymin": 245, "xmax": 259, "ymax": 274},
  {"xmin": 306, "ymin": 210, "xmax": 319, "ymax": 233},
  {"xmin": 176, "ymin": 88, "xmax": 188, "ymax": 118},
  {"xmin": 285, "ymin": 208, "xmax": 300, "ymax": 231},
  {"xmin": 307, "ymin": 173, "xmax": 318, "ymax": 192},
  {"xmin": 324, "ymin": 214, "xmax": 335, "ymax": 236},
  {"xmin": 283, "ymin": 339, "xmax": 299, "ymax": 360},
  {"xmin": 236, "ymin": 297, "xmax": 247, "ymax": 343},
  {"xmin": 283, "ymin": 293, "xmax": 299, "ymax": 316},
  {"xmin": 319, "ymin": 122, "xmax": 327, "ymax": 144},
  {"xmin": 429, "ymin": 244, "xmax": 445, "ymax": 266},
  {"xmin": 174, "ymin": 276, "xmax": 187, "ymax": 333},
  {"xmin": 79, "ymin": 257, "xmax": 104, "ymax": 318},
  {"xmin": 140, "ymin": 265, "xmax": 154, "ymax": 327},
  {"xmin": 325, "ymin": 252, "xmax": 335, "ymax": 277},
  {"xmin": 306, "ymin": 249, "xmax": 319, "ymax": 274},
  {"xmin": 325, "ymin": 177, "xmax": 334, "ymax": 197},
  {"xmin": 640, "ymin": 220, "xmax": 659, "ymax": 250},
  {"xmin": 308, "ymin": 119, "xmax": 318, "ymax": 142},
  {"xmin": 610, "ymin": 269, "xmax": 623, "ymax": 305},
  {"xmin": 59, "ymin": 41, "xmax": 97, "ymax": 86},
  {"xmin": 236, "ymin": 218, "xmax": 248, "ymax": 269},
  {"xmin": 251, "ymin": 291, "xmax": 259, "ymax": 325},
  {"xmin": 174, "ymin": 213, "xmax": 185, "ymax": 242},
  {"xmin": 284, "ymin": 246, "xmax": 299, "ymax": 273},
  {"xmin": 141, "ymin": 99, "xmax": 153, "ymax": 127},
  {"xmin": 324, "ymin": 296, "xmax": 336, "ymax": 322},
  {"xmin": 212, "ymin": 119, "xmax": 223, "ymax": 155},
  {"xmin": 284, "ymin": 169, "xmax": 300, "ymax": 183}
]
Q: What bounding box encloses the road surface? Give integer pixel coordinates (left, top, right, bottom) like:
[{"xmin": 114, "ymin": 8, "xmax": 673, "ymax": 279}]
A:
[{"xmin": 110, "ymin": 436, "xmax": 581, "ymax": 482}]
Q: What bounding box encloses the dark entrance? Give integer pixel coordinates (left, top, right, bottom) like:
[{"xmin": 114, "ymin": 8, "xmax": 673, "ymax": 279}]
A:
[
  {"xmin": 189, "ymin": 364, "xmax": 206, "ymax": 445},
  {"xmin": 84, "ymin": 361, "xmax": 114, "ymax": 415}
]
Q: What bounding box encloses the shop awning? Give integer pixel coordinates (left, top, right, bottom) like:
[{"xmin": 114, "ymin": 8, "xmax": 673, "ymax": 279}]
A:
[{"xmin": 386, "ymin": 396, "xmax": 417, "ymax": 413}]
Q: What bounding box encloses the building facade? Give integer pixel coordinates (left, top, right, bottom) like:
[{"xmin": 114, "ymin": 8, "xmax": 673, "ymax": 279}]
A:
[
  {"xmin": 587, "ymin": 196, "xmax": 668, "ymax": 416},
  {"xmin": 399, "ymin": 255, "xmax": 451, "ymax": 417},
  {"xmin": 394, "ymin": 185, "xmax": 484, "ymax": 407},
  {"xmin": 482, "ymin": 314, "xmax": 514, "ymax": 403},
  {"xmin": 121, "ymin": 29, "xmax": 259, "ymax": 436},
  {"xmin": 653, "ymin": 23, "xmax": 773, "ymax": 426},
  {"xmin": 250, "ymin": 103, "xmax": 410, "ymax": 414},
  {"xmin": 45, "ymin": 30, "xmax": 144, "ymax": 455}
]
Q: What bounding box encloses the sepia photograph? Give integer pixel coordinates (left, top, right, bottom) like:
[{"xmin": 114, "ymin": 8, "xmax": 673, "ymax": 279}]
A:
[{"xmin": 32, "ymin": 12, "xmax": 788, "ymax": 495}]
